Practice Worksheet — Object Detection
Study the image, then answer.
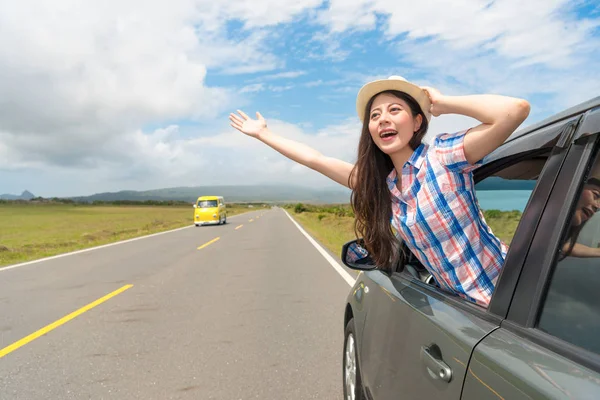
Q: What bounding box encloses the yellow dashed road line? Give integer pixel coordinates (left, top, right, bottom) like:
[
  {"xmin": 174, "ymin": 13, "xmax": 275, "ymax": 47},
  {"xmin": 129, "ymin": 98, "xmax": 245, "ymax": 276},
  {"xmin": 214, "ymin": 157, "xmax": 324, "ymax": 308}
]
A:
[
  {"xmin": 0, "ymin": 284, "xmax": 133, "ymax": 359},
  {"xmin": 198, "ymin": 237, "xmax": 220, "ymax": 250}
]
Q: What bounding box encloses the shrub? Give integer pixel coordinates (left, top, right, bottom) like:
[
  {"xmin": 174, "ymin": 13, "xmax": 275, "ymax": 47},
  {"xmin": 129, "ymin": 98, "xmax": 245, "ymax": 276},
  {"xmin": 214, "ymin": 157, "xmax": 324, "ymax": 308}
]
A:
[
  {"xmin": 294, "ymin": 203, "xmax": 307, "ymax": 213},
  {"xmin": 484, "ymin": 209, "xmax": 502, "ymax": 219},
  {"xmin": 318, "ymin": 214, "xmax": 326, "ymax": 221}
]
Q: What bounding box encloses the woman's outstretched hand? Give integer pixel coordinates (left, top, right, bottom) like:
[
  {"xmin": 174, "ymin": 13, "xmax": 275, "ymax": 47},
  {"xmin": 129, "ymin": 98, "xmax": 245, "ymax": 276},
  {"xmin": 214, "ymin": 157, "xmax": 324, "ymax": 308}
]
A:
[{"xmin": 229, "ymin": 110, "xmax": 268, "ymax": 138}]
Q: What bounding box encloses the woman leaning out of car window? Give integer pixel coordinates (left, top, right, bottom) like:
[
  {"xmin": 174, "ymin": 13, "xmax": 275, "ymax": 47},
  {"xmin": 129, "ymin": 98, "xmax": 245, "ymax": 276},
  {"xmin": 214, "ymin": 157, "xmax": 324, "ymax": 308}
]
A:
[{"xmin": 229, "ymin": 76, "xmax": 530, "ymax": 307}]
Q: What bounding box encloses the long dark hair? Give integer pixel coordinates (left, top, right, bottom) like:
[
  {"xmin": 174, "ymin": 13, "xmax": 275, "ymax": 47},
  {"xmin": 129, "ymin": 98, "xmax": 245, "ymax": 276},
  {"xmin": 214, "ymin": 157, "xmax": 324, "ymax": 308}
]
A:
[
  {"xmin": 560, "ymin": 221, "xmax": 587, "ymax": 260},
  {"xmin": 349, "ymin": 90, "xmax": 429, "ymax": 268}
]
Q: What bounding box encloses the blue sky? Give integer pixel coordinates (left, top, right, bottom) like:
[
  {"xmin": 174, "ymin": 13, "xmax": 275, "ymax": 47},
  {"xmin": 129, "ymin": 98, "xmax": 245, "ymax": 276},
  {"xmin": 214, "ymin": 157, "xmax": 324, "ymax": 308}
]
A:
[{"xmin": 0, "ymin": 0, "xmax": 599, "ymax": 197}]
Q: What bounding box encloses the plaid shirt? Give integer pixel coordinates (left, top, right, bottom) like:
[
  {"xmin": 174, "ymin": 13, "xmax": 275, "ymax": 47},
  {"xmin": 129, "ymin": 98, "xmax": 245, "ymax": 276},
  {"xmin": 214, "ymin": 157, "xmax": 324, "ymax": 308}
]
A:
[{"xmin": 388, "ymin": 130, "xmax": 508, "ymax": 306}]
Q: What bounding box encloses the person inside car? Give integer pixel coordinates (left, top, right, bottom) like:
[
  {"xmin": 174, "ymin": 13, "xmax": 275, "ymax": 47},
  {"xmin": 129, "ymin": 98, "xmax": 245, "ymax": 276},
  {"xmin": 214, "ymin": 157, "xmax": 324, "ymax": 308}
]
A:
[
  {"xmin": 561, "ymin": 162, "xmax": 600, "ymax": 259},
  {"xmin": 229, "ymin": 76, "xmax": 530, "ymax": 307}
]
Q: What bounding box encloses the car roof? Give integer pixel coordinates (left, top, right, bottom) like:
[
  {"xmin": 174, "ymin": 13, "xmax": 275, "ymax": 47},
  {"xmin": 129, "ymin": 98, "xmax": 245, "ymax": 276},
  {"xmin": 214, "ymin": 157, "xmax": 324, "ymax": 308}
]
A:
[
  {"xmin": 197, "ymin": 196, "xmax": 222, "ymax": 200},
  {"xmin": 508, "ymin": 96, "xmax": 600, "ymax": 144},
  {"xmin": 484, "ymin": 96, "xmax": 600, "ymax": 163}
]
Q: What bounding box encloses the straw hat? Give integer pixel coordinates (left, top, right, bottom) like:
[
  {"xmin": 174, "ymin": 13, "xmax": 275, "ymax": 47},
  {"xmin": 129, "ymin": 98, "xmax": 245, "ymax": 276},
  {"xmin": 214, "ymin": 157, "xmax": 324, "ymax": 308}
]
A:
[{"xmin": 356, "ymin": 75, "xmax": 432, "ymax": 123}]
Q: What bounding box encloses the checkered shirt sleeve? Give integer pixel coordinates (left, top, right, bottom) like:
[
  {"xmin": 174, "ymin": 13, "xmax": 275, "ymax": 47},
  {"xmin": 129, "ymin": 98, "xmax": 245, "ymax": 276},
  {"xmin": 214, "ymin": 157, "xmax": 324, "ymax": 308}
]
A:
[{"xmin": 433, "ymin": 130, "xmax": 484, "ymax": 173}]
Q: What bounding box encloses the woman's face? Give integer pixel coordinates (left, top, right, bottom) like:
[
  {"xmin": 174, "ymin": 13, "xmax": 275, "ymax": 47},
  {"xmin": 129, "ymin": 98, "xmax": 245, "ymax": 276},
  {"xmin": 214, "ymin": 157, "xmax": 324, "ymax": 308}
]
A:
[
  {"xmin": 573, "ymin": 183, "xmax": 600, "ymax": 226},
  {"xmin": 368, "ymin": 93, "xmax": 422, "ymax": 155}
]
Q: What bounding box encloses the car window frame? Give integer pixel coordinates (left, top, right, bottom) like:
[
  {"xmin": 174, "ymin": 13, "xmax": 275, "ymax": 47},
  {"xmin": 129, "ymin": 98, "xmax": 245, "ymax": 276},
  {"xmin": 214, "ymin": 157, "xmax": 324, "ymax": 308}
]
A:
[
  {"xmin": 503, "ymin": 107, "xmax": 600, "ymax": 373},
  {"xmin": 395, "ymin": 132, "xmax": 570, "ymax": 320},
  {"xmin": 478, "ymin": 146, "xmax": 566, "ymax": 318}
]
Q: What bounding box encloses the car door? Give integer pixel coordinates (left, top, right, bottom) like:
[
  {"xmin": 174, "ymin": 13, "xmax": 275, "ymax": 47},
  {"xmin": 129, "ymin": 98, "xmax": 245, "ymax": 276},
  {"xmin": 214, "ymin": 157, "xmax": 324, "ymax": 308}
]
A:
[
  {"xmin": 463, "ymin": 111, "xmax": 600, "ymax": 399},
  {"xmin": 357, "ymin": 123, "xmax": 571, "ymax": 399},
  {"xmin": 357, "ymin": 268, "xmax": 501, "ymax": 399}
]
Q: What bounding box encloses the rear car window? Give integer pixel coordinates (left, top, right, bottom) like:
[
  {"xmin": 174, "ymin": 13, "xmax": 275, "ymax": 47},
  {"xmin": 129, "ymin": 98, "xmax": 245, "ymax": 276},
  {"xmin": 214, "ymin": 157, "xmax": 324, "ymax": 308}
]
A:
[{"xmin": 537, "ymin": 151, "xmax": 600, "ymax": 355}]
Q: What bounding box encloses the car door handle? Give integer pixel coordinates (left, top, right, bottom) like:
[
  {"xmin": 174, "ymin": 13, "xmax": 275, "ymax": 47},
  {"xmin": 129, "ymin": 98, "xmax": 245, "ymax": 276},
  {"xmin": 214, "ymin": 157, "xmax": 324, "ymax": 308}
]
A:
[{"xmin": 420, "ymin": 346, "xmax": 452, "ymax": 383}]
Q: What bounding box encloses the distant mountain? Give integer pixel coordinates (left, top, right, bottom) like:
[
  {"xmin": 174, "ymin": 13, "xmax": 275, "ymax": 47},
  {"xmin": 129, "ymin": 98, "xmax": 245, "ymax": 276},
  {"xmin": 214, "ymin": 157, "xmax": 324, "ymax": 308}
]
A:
[
  {"xmin": 0, "ymin": 190, "xmax": 35, "ymax": 200},
  {"xmin": 69, "ymin": 185, "xmax": 352, "ymax": 204},
  {"xmin": 1, "ymin": 179, "xmax": 533, "ymax": 204}
]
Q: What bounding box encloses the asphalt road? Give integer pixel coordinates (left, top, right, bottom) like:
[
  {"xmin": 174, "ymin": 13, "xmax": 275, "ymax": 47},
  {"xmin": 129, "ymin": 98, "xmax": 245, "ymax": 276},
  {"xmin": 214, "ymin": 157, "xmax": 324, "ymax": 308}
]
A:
[{"xmin": 0, "ymin": 208, "xmax": 356, "ymax": 399}]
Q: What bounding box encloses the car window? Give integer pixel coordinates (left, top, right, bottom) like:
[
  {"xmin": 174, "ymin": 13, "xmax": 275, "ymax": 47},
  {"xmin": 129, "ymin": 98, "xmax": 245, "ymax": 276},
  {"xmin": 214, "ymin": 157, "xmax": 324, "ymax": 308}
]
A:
[
  {"xmin": 475, "ymin": 155, "xmax": 547, "ymax": 245},
  {"xmin": 537, "ymin": 152, "xmax": 600, "ymax": 355},
  {"xmin": 198, "ymin": 200, "xmax": 218, "ymax": 208},
  {"xmin": 400, "ymin": 153, "xmax": 551, "ymax": 305}
]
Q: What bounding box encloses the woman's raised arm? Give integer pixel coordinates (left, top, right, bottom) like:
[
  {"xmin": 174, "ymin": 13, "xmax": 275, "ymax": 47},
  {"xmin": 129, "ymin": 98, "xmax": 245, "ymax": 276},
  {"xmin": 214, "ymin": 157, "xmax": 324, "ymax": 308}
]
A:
[
  {"xmin": 422, "ymin": 87, "xmax": 531, "ymax": 164},
  {"xmin": 230, "ymin": 110, "xmax": 356, "ymax": 189}
]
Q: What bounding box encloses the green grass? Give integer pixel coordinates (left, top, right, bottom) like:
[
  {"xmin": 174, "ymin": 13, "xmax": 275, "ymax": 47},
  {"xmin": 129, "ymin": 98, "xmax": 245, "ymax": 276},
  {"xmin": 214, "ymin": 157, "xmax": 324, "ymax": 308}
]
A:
[
  {"xmin": 291, "ymin": 212, "xmax": 357, "ymax": 259},
  {"xmin": 287, "ymin": 203, "xmax": 522, "ymax": 257},
  {"xmin": 0, "ymin": 203, "xmax": 249, "ymax": 267},
  {"xmin": 481, "ymin": 209, "xmax": 522, "ymax": 245}
]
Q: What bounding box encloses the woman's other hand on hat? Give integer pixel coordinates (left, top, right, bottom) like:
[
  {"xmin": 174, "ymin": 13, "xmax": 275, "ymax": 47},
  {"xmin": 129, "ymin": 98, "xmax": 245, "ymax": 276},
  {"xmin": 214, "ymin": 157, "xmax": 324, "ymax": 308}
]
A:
[
  {"xmin": 421, "ymin": 86, "xmax": 445, "ymax": 117},
  {"xmin": 229, "ymin": 110, "xmax": 268, "ymax": 138}
]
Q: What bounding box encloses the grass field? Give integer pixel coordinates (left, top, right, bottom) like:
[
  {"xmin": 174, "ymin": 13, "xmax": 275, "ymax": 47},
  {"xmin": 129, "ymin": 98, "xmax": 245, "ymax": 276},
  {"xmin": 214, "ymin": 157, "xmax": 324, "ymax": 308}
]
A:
[
  {"xmin": 1, "ymin": 201, "xmax": 522, "ymax": 268},
  {"xmin": 286, "ymin": 204, "xmax": 522, "ymax": 258},
  {"xmin": 0, "ymin": 203, "xmax": 250, "ymax": 267},
  {"xmin": 291, "ymin": 212, "xmax": 356, "ymax": 259}
]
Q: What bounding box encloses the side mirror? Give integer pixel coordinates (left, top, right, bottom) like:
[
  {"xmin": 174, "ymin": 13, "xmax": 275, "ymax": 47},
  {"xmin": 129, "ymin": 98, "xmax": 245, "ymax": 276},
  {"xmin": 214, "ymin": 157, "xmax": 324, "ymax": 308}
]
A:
[{"xmin": 341, "ymin": 239, "xmax": 377, "ymax": 271}]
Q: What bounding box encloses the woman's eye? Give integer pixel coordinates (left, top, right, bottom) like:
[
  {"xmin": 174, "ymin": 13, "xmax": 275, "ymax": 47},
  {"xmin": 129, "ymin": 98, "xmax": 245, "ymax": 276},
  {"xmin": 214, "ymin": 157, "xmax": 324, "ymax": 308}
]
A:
[
  {"xmin": 370, "ymin": 113, "xmax": 379, "ymax": 119},
  {"xmin": 390, "ymin": 107, "xmax": 400, "ymax": 112}
]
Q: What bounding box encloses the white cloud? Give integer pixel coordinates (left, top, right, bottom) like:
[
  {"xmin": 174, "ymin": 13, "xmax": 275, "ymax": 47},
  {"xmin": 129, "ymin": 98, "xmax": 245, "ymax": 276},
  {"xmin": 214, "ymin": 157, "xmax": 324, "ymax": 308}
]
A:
[
  {"xmin": 221, "ymin": 0, "xmax": 324, "ymax": 28},
  {"xmin": 309, "ymin": 32, "xmax": 351, "ymax": 61},
  {"xmin": 425, "ymin": 115, "xmax": 480, "ymax": 143},
  {"xmin": 394, "ymin": 38, "xmax": 600, "ymax": 115},
  {"xmin": 239, "ymin": 70, "xmax": 307, "ymax": 94},
  {"xmin": 0, "ymin": 0, "xmax": 327, "ymax": 176},
  {"xmin": 0, "ymin": 112, "xmax": 362, "ymax": 196},
  {"xmin": 317, "ymin": 0, "xmax": 600, "ymax": 103},
  {"xmin": 316, "ymin": 0, "xmax": 377, "ymax": 33},
  {"xmin": 304, "ymin": 80, "xmax": 325, "ymax": 87},
  {"xmin": 261, "ymin": 70, "xmax": 307, "ymax": 80},
  {"xmin": 238, "ymin": 83, "xmax": 296, "ymax": 94},
  {"xmin": 318, "ymin": 0, "xmax": 599, "ymax": 67},
  {"xmin": 107, "ymin": 118, "xmax": 362, "ymax": 193},
  {"xmin": 241, "ymin": 83, "xmax": 266, "ymax": 93},
  {"xmin": 203, "ymin": 29, "xmax": 282, "ymax": 75},
  {"xmin": 269, "ymin": 85, "xmax": 295, "ymax": 92}
]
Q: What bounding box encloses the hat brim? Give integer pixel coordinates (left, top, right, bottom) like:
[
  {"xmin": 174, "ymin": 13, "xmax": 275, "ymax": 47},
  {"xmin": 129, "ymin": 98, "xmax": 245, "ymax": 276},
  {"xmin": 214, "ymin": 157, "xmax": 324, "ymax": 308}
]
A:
[{"xmin": 356, "ymin": 79, "xmax": 431, "ymax": 123}]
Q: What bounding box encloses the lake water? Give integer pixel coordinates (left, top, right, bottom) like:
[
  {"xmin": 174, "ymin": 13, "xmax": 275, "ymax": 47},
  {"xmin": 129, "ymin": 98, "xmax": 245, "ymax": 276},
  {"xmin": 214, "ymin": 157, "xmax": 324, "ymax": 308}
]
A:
[{"xmin": 475, "ymin": 190, "xmax": 533, "ymax": 212}]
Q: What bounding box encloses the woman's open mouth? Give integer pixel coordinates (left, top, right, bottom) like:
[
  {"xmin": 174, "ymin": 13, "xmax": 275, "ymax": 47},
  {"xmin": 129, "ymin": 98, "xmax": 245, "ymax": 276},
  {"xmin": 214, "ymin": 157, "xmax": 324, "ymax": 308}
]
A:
[{"xmin": 379, "ymin": 130, "xmax": 398, "ymax": 141}]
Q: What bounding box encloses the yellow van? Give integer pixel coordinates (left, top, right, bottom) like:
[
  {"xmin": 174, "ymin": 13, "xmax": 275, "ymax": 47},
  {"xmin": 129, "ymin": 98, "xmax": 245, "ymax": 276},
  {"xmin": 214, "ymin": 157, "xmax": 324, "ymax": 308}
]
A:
[{"xmin": 193, "ymin": 196, "xmax": 227, "ymax": 226}]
